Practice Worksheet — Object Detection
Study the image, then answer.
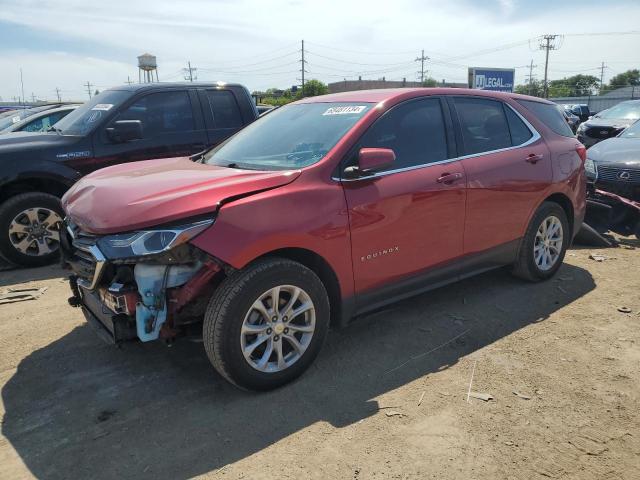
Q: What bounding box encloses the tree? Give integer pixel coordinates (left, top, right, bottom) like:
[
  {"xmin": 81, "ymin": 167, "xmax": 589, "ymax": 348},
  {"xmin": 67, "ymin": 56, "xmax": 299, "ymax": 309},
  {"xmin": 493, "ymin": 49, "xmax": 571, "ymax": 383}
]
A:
[
  {"xmin": 602, "ymin": 69, "xmax": 640, "ymax": 94},
  {"xmin": 422, "ymin": 77, "xmax": 438, "ymax": 87},
  {"xmin": 547, "ymin": 74, "xmax": 599, "ymax": 97},
  {"xmin": 296, "ymin": 79, "xmax": 328, "ymax": 98},
  {"xmin": 515, "ymin": 79, "xmax": 544, "ymax": 97}
]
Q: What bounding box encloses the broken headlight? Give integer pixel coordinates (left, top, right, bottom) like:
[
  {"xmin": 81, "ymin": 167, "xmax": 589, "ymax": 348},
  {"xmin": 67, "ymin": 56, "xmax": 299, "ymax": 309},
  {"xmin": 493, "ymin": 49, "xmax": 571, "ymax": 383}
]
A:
[{"xmin": 96, "ymin": 219, "xmax": 214, "ymax": 259}]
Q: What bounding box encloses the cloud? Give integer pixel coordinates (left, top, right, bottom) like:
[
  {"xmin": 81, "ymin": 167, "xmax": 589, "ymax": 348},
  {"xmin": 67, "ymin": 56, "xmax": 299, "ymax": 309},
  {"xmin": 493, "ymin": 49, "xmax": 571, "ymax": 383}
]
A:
[{"xmin": 0, "ymin": 0, "xmax": 639, "ymax": 99}]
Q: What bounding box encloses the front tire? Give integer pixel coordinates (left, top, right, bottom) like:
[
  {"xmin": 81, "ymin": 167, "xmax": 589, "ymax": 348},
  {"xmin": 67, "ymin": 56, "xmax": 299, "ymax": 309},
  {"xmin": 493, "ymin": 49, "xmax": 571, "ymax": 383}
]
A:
[
  {"xmin": 513, "ymin": 202, "xmax": 569, "ymax": 282},
  {"xmin": 203, "ymin": 257, "xmax": 330, "ymax": 391},
  {"xmin": 0, "ymin": 192, "xmax": 64, "ymax": 267}
]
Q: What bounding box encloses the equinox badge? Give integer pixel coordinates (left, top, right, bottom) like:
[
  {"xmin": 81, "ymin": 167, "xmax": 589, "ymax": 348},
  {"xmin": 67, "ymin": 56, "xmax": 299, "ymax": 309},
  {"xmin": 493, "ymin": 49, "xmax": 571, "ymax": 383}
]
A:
[{"xmin": 361, "ymin": 246, "xmax": 399, "ymax": 262}]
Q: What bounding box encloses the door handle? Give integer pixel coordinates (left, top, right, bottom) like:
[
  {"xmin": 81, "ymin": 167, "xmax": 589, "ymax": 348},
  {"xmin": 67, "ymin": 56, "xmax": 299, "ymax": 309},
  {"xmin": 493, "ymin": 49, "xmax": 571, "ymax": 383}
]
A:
[
  {"xmin": 525, "ymin": 153, "xmax": 544, "ymax": 164},
  {"xmin": 436, "ymin": 172, "xmax": 463, "ymax": 184}
]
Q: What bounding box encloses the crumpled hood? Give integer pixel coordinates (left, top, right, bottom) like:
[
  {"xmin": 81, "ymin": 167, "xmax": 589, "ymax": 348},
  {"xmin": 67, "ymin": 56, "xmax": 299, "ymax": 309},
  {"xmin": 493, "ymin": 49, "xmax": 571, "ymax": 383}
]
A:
[
  {"xmin": 583, "ymin": 117, "xmax": 632, "ymax": 129},
  {"xmin": 588, "ymin": 137, "xmax": 640, "ymax": 167},
  {"xmin": 62, "ymin": 157, "xmax": 301, "ymax": 235}
]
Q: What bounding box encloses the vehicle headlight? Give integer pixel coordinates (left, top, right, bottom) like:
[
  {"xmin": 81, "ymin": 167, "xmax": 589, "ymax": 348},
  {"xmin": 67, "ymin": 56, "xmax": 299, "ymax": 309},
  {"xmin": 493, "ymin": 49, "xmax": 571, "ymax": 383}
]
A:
[
  {"xmin": 584, "ymin": 158, "xmax": 597, "ymax": 177},
  {"xmin": 96, "ymin": 219, "xmax": 214, "ymax": 259}
]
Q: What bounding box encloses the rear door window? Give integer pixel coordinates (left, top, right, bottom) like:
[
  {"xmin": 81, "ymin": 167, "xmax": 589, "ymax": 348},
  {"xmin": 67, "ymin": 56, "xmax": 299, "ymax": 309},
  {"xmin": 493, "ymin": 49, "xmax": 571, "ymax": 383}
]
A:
[
  {"xmin": 205, "ymin": 90, "xmax": 243, "ymax": 129},
  {"xmin": 518, "ymin": 100, "xmax": 574, "ymax": 137},
  {"xmin": 504, "ymin": 106, "xmax": 533, "ymax": 145},
  {"xmin": 359, "ymin": 97, "xmax": 449, "ymax": 170},
  {"xmin": 453, "ymin": 97, "xmax": 512, "ymax": 155},
  {"xmin": 117, "ymin": 91, "xmax": 195, "ymax": 137}
]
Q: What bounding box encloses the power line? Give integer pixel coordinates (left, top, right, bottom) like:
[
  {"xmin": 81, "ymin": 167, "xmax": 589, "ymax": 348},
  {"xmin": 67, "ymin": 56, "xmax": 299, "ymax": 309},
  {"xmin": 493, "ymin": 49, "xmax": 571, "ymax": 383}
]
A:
[
  {"xmin": 526, "ymin": 59, "xmax": 538, "ymax": 94},
  {"xmin": 415, "ymin": 49, "xmax": 429, "ymax": 83},
  {"xmin": 300, "ymin": 39, "xmax": 307, "ymax": 95},
  {"xmin": 539, "ymin": 34, "xmax": 562, "ymax": 98},
  {"xmin": 599, "ymin": 61, "xmax": 607, "ymax": 93},
  {"xmin": 183, "ymin": 61, "xmax": 197, "ymax": 82}
]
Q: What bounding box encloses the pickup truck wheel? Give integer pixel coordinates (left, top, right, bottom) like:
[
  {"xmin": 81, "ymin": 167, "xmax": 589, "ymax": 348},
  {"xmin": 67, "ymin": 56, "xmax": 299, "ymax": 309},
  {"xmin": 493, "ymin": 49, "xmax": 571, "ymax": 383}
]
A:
[
  {"xmin": 512, "ymin": 202, "xmax": 569, "ymax": 282},
  {"xmin": 203, "ymin": 257, "xmax": 330, "ymax": 391},
  {"xmin": 0, "ymin": 192, "xmax": 64, "ymax": 267}
]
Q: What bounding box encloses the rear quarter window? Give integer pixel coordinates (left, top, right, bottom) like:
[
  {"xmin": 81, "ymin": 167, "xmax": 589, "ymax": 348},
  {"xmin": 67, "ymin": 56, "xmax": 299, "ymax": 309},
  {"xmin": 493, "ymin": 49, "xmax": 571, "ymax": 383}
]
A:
[{"xmin": 517, "ymin": 100, "xmax": 574, "ymax": 137}]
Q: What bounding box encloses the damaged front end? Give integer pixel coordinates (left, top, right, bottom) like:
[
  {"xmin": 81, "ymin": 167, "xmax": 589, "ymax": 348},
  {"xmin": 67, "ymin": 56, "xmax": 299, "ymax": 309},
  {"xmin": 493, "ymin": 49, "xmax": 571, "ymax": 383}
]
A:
[{"xmin": 61, "ymin": 218, "xmax": 226, "ymax": 345}]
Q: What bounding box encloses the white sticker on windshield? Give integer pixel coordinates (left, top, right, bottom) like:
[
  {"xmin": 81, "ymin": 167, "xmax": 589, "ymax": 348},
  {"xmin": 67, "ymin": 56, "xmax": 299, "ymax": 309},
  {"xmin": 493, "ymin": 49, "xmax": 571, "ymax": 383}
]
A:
[
  {"xmin": 91, "ymin": 104, "xmax": 114, "ymax": 111},
  {"xmin": 322, "ymin": 106, "xmax": 367, "ymax": 116},
  {"xmin": 12, "ymin": 116, "xmax": 20, "ymax": 123}
]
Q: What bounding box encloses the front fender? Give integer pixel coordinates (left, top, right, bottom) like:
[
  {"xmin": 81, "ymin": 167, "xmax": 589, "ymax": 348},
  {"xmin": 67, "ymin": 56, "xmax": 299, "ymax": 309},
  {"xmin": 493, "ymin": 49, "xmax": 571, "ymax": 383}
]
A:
[{"xmin": 190, "ymin": 177, "xmax": 355, "ymax": 299}]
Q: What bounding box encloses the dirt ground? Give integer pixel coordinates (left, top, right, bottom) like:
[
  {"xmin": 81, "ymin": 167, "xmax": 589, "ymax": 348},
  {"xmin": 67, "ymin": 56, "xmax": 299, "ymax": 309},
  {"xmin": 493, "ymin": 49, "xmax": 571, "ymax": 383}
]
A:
[{"xmin": 0, "ymin": 238, "xmax": 639, "ymax": 480}]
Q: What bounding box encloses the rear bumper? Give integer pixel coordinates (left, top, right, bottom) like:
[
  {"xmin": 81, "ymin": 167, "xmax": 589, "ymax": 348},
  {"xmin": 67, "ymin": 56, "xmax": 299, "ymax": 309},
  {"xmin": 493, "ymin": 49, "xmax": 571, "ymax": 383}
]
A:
[{"xmin": 69, "ymin": 276, "xmax": 137, "ymax": 344}]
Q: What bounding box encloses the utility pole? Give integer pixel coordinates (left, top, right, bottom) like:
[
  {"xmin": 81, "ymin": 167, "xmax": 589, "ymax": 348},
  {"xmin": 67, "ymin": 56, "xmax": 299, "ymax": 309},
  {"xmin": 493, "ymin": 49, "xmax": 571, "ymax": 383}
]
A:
[
  {"xmin": 539, "ymin": 34, "xmax": 560, "ymax": 98},
  {"xmin": 126, "ymin": 76, "xmax": 133, "ymax": 85},
  {"xmin": 85, "ymin": 81, "xmax": 94, "ymax": 99},
  {"xmin": 525, "ymin": 59, "xmax": 538, "ymax": 95},
  {"xmin": 183, "ymin": 61, "xmax": 197, "ymax": 82},
  {"xmin": 300, "ymin": 40, "xmax": 307, "ymax": 96},
  {"xmin": 31, "ymin": 93, "xmax": 36, "ymax": 103},
  {"xmin": 19, "ymin": 68, "xmax": 25, "ymax": 106},
  {"xmin": 415, "ymin": 49, "xmax": 429, "ymax": 84},
  {"xmin": 599, "ymin": 61, "xmax": 606, "ymax": 94},
  {"xmin": 54, "ymin": 87, "xmax": 61, "ymax": 102}
]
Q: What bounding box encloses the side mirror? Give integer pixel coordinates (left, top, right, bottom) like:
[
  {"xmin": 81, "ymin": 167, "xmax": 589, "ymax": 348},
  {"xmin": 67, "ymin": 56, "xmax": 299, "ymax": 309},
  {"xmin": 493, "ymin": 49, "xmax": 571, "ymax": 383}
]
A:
[
  {"xmin": 344, "ymin": 148, "xmax": 396, "ymax": 179},
  {"xmin": 106, "ymin": 120, "xmax": 143, "ymax": 143}
]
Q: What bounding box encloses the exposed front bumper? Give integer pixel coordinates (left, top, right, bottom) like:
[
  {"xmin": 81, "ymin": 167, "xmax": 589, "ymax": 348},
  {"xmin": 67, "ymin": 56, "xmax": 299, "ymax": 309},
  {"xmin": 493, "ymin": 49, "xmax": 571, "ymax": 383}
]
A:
[{"xmin": 69, "ymin": 276, "xmax": 137, "ymax": 344}]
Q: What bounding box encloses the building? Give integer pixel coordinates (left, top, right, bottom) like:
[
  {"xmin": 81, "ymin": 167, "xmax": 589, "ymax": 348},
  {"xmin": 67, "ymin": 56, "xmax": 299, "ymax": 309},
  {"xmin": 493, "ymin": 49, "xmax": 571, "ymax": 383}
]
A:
[{"xmin": 328, "ymin": 77, "xmax": 466, "ymax": 93}]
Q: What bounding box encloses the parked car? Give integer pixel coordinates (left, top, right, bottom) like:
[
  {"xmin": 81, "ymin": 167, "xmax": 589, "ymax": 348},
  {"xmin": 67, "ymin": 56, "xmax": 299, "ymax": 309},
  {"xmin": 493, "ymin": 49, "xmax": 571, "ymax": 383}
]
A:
[
  {"xmin": 0, "ymin": 82, "xmax": 258, "ymax": 266},
  {"xmin": 61, "ymin": 88, "xmax": 586, "ymax": 391},
  {"xmin": 557, "ymin": 105, "xmax": 579, "ymax": 133},
  {"xmin": 577, "ymin": 100, "xmax": 640, "ymax": 148},
  {"xmin": 568, "ymin": 104, "xmax": 591, "ymax": 123},
  {"xmin": 0, "ymin": 105, "xmax": 79, "ymax": 134},
  {"xmin": 585, "ymin": 119, "xmax": 640, "ymax": 201},
  {"xmin": 0, "ymin": 104, "xmax": 62, "ymax": 132}
]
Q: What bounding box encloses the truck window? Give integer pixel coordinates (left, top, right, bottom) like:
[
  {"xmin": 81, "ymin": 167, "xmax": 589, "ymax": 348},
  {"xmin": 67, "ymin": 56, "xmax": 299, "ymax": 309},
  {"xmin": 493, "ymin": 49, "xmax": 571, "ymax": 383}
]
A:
[
  {"xmin": 118, "ymin": 91, "xmax": 194, "ymax": 136},
  {"xmin": 206, "ymin": 90, "xmax": 243, "ymax": 129}
]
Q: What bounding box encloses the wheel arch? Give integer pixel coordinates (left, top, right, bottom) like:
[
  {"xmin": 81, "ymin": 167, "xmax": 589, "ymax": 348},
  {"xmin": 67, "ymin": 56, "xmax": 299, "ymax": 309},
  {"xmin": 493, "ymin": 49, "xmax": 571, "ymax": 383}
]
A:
[
  {"xmin": 254, "ymin": 247, "xmax": 344, "ymax": 327},
  {"xmin": 542, "ymin": 192, "xmax": 575, "ymax": 238},
  {"xmin": 0, "ymin": 177, "xmax": 71, "ymax": 205}
]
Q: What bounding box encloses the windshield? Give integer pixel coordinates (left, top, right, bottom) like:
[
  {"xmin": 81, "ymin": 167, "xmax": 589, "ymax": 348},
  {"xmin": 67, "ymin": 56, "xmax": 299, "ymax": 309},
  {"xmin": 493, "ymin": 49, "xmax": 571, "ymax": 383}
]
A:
[
  {"xmin": 597, "ymin": 101, "xmax": 640, "ymax": 121},
  {"xmin": 620, "ymin": 120, "xmax": 640, "ymax": 138},
  {"xmin": 54, "ymin": 90, "xmax": 130, "ymax": 136},
  {"xmin": 0, "ymin": 106, "xmax": 49, "ymax": 131},
  {"xmin": 204, "ymin": 102, "xmax": 373, "ymax": 170}
]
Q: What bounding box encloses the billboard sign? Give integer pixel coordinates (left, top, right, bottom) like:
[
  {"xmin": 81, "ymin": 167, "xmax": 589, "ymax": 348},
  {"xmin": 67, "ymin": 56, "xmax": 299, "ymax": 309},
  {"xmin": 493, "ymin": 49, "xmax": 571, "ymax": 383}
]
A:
[{"xmin": 468, "ymin": 67, "xmax": 515, "ymax": 92}]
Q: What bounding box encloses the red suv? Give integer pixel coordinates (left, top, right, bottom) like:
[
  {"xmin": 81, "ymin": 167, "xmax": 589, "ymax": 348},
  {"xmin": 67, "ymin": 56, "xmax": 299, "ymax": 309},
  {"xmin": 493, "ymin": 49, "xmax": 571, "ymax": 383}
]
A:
[{"xmin": 62, "ymin": 88, "xmax": 586, "ymax": 390}]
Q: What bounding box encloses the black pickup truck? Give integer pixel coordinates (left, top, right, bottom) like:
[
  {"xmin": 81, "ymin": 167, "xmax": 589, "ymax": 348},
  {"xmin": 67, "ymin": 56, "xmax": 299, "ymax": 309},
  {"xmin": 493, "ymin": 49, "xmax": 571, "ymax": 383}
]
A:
[{"xmin": 0, "ymin": 82, "xmax": 258, "ymax": 266}]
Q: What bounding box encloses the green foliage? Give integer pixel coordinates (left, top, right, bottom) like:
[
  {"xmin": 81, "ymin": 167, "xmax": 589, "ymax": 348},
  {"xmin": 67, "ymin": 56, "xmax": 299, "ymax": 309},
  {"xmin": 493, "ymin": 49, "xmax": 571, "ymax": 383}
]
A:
[
  {"xmin": 601, "ymin": 69, "xmax": 640, "ymax": 94},
  {"xmin": 261, "ymin": 96, "xmax": 294, "ymax": 107},
  {"xmin": 548, "ymin": 74, "xmax": 599, "ymax": 97},
  {"xmin": 422, "ymin": 77, "xmax": 438, "ymax": 87},
  {"xmin": 515, "ymin": 79, "xmax": 544, "ymax": 97},
  {"xmin": 296, "ymin": 79, "xmax": 329, "ymax": 98}
]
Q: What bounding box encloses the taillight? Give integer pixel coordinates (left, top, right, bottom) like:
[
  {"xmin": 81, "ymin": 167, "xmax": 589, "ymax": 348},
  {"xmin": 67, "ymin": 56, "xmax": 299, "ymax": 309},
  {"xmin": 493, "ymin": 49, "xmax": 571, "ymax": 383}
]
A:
[{"xmin": 575, "ymin": 143, "xmax": 587, "ymax": 163}]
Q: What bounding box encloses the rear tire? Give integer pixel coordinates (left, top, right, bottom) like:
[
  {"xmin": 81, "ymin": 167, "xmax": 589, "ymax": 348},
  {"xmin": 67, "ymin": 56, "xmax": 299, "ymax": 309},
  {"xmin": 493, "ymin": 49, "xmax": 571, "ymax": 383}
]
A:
[
  {"xmin": 512, "ymin": 202, "xmax": 569, "ymax": 282},
  {"xmin": 203, "ymin": 257, "xmax": 330, "ymax": 391},
  {"xmin": 0, "ymin": 192, "xmax": 64, "ymax": 267}
]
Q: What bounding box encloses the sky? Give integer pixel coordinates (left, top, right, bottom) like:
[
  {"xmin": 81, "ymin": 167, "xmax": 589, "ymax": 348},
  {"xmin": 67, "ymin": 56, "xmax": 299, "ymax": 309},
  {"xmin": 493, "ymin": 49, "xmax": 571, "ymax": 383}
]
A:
[{"xmin": 0, "ymin": 0, "xmax": 638, "ymax": 102}]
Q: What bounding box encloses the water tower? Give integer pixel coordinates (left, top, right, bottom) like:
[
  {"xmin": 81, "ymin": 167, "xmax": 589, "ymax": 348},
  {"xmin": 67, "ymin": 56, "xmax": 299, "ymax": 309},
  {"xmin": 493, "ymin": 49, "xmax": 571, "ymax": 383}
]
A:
[{"xmin": 138, "ymin": 53, "xmax": 159, "ymax": 83}]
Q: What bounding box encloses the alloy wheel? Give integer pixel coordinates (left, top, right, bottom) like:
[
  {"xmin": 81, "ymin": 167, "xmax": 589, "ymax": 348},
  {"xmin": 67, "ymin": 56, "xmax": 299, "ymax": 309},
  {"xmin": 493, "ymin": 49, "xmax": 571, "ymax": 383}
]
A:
[
  {"xmin": 533, "ymin": 215, "xmax": 563, "ymax": 271},
  {"xmin": 8, "ymin": 207, "xmax": 62, "ymax": 257},
  {"xmin": 240, "ymin": 285, "xmax": 316, "ymax": 373}
]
